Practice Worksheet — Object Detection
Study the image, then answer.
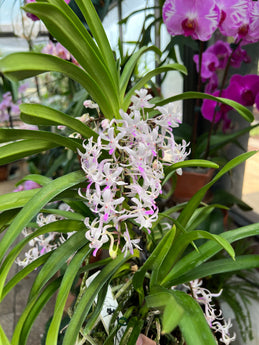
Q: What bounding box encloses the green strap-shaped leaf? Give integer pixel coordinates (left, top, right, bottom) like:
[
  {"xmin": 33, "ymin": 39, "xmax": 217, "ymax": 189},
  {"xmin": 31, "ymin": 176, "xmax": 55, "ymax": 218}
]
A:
[
  {"xmin": 162, "ymin": 159, "xmax": 219, "ymax": 186},
  {"xmin": 119, "ymin": 316, "xmax": 144, "ymax": 345},
  {"xmin": 46, "ymin": 244, "xmax": 91, "ymax": 345},
  {"xmin": 0, "ymin": 139, "xmax": 57, "ymax": 165},
  {"xmin": 0, "ymin": 128, "xmax": 83, "ymax": 152},
  {"xmin": 0, "ymin": 189, "xmax": 39, "ymax": 212},
  {"xmin": 177, "ymin": 151, "xmax": 256, "ymax": 228},
  {"xmin": 162, "ymin": 223, "xmax": 259, "ymax": 287},
  {"xmin": 146, "ymin": 288, "xmax": 184, "ymax": 334},
  {"xmin": 14, "ymin": 174, "xmax": 51, "ymax": 187},
  {"xmin": 185, "ymin": 204, "xmax": 228, "ymax": 233},
  {"xmin": 29, "ymin": 230, "xmax": 88, "ymax": 299},
  {"xmin": 171, "ymin": 290, "xmax": 218, "ymax": 345},
  {"xmin": 62, "ymin": 253, "xmax": 129, "ymax": 345},
  {"xmin": 132, "ymin": 228, "xmax": 175, "ymax": 304},
  {"xmin": 0, "ymin": 324, "xmax": 11, "ymax": 345},
  {"xmin": 158, "ymin": 230, "xmax": 235, "ymax": 285},
  {"xmin": 156, "ymin": 91, "xmax": 254, "ymax": 123},
  {"xmin": 1, "ymin": 220, "xmax": 85, "ymax": 301},
  {"xmin": 0, "ymin": 171, "xmax": 86, "ymax": 298},
  {"xmin": 19, "ymin": 103, "xmax": 98, "ymax": 141},
  {"xmin": 119, "ymin": 46, "xmax": 161, "ymax": 103},
  {"xmin": 73, "ymin": 0, "xmax": 119, "ymax": 89},
  {"xmin": 23, "ymin": 2, "xmax": 120, "ymax": 116},
  {"xmin": 150, "ymin": 226, "xmax": 176, "ymax": 289},
  {"xmin": 169, "ymin": 255, "xmax": 259, "ymax": 286},
  {"xmin": 123, "ymin": 64, "xmax": 187, "ymax": 110},
  {"xmin": 0, "ymin": 52, "xmax": 116, "ymax": 118},
  {"xmin": 12, "ymin": 278, "xmax": 62, "ymax": 345}
]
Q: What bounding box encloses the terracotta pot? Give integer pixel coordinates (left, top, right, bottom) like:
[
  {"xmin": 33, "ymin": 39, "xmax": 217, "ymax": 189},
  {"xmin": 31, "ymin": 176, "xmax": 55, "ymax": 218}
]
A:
[
  {"xmin": 0, "ymin": 164, "xmax": 9, "ymax": 181},
  {"xmin": 172, "ymin": 168, "xmax": 215, "ymax": 203}
]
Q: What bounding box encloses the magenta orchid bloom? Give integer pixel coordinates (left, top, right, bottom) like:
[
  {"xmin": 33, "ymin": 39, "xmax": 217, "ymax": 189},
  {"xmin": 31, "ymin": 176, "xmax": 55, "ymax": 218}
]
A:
[
  {"xmin": 226, "ymin": 74, "xmax": 259, "ymax": 109},
  {"xmin": 162, "ymin": 0, "xmax": 220, "ymax": 41},
  {"xmin": 218, "ymin": 0, "xmax": 259, "ymax": 44},
  {"xmin": 206, "ymin": 40, "xmax": 232, "ymax": 69},
  {"xmin": 230, "ymin": 45, "xmax": 250, "ymax": 68},
  {"xmin": 193, "ymin": 52, "xmax": 219, "ymax": 80},
  {"xmin": 201, "ymin": 90, "xmax": 232, "ymax": 125}
]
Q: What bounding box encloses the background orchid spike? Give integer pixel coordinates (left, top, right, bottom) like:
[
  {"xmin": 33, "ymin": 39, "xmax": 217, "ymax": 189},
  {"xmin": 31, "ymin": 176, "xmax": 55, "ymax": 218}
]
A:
[{"xmin": 78, "ymin": 89, "xmax": 190, "ymax": 258}]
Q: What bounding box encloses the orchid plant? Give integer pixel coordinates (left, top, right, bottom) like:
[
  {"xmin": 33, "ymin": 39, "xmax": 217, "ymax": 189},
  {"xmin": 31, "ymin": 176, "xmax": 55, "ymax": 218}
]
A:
[{"xmin": 0, "ymin": 1, "xmax": 259, "ymax": 345}]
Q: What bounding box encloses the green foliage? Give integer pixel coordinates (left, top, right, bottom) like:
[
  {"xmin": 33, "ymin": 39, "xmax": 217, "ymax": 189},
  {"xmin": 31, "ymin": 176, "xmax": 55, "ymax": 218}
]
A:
[{"xmin": 0, "ymin": 1, "xmax": 258, "ymax": 344}]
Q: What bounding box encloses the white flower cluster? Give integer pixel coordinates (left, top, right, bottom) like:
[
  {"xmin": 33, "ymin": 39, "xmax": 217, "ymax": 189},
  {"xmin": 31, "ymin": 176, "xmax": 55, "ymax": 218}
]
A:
[
  {"xmin": 79, "ymin": 89, "xmax": 190, "ymax": 258},
  {"xmin": 189, "ymin": 279, "xmax": 236, "ymax": 345},
  {"xmin": 16, "ymin": 204, "xmax": 75, "ymax": 267}
]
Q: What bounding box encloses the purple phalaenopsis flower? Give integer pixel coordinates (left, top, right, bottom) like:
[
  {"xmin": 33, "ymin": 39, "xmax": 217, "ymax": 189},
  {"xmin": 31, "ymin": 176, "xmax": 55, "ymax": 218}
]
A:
[
  {"xmin": 230, "ymin": 45, "xmax": 250, "ymax": 68},
  {"xmin": 201, "ymin": 89, "xmax": 232, "ymax": 127},
  {"xmin": 193, "ymin": 52, "xmax": 219, "ymax": 80},
  {"xmin": 218, "ymin": 0, "xmax": 259, "ymax": 44},
  {"xmin": 206, "ymin": 40, "xmax": 232, "ymax": 69},
  {"xmin": 162, "ymin": 0, "xmax": 220, "ymax": 41},
  {"xmin": 226, "ymin": 74, "xmax": 259, "ymax": 109}
]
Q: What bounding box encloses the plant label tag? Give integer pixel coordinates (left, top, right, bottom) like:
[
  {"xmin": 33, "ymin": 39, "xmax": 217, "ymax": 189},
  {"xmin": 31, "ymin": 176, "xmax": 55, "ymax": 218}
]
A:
[{"xmin": 85, "ymin": 271, "xmax": 127, "ymax": 344}]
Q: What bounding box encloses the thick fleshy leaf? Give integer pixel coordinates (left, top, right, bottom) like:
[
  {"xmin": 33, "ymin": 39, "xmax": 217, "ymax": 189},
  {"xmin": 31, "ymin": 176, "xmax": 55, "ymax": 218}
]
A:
[
  {"xmin": 156, "ymin": 91, "xmax": 254, "ymax": 123},
  {"xmin": 0, "ymin": 128, "xmax": 83, "ymax": 152},
  {"xmin": 119, "ymin": 46, "xmax": 161, "ymax": 103},
  {"xmin": 162, "ymin": 223, "xmax": 259, "ymax": 287},
  {"xmin": 158, "ymin": 230, "xmax": 235, "ymax": 284},
  {"xmin": 0, "ymin": 171, "xmax": 86, "ymax": 299},
  {"xmin": 62, "ymin": 253, "xmax": 130, "ymax": 345},
  {"xmin": 171, "ymin": 290, "xmax": 218, "ymax": 345},
  {"xmin": 169, "ymin": 255, "xmax": 259, "ymax": 286},
  {"xmin": 29, "ymin": 230, "xmax": 88, "ymax": 299},
  {"xmin": 0, "ymin": 189, "xmax": 39, "ymax": 212},
  {"xmin": 22, "ymin": 2, "xmax": 119, "ymax": 116},
  {"xmin": 1, "ymin": 220, "xmax": 85, "ymax": 301},
  {"xmin": 12, "ymin": 278, "xmax": 61, "ymax": 345},
  {"xmin": 72, "ymin": 0, "xmax": 118, "ymax": 87},
  {"xmin": 0, "ymin": 52, "xmax": 116, "ymax": 118},
  {"xmin": 146, "ymin": 288, "xmax": 184, "ymax": 334},
  {"xmin": 163, "ymin": 159, "xmax": 219, "ymax": 186},
  {"xmin": 132, "ymin": 228, "xmax": 175, "ymax": 303},
  {"xmin": 0, "ymin": 139, "xmax": 57, "ymax": 165},
  {"xmin": 45, "ymin": 244, "xmax": 91, "ymax": 345},
  {"xmin": 0, "ymin": 325, "xmax": 11, "ymax": 345},
  {"xmin": 177, "ymin": 152, "xmax": 256, "ymax": 228},
  {"xmin": 123, "ymin": 64, "xmax": 187, "ymax": 110},
  {"xmin": 14, "ymin": 174, "xmax": 51, "ymax": 188},
  {"xmin": 19, "ymin": 103, "xmax": 98, "ymax": 141}
]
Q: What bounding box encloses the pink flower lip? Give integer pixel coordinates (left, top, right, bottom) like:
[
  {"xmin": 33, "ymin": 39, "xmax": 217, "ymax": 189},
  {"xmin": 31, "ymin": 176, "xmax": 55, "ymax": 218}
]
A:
[{"xmin": 181, "ymin": 18, "xmax": 197, "ymax": 36}]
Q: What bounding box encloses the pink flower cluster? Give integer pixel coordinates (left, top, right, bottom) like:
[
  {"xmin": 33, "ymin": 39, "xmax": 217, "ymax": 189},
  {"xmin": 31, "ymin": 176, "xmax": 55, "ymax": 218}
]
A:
[
  {"xmin": 0, "ymin": 92, "xmax": 20, "ymax": 123},
  {"xmin": 41, "ymin": 41, "xmax": 79, "ymax": 65},
  {"xmin": 25, "ymin": 0, "xmax": 71, "ymax": 21},
  {"xmin": 163, "ymin": 0, "xmax": 259, "ymax": 44},
  {"xmin": 78, "ymin": 89, "xmax": 190, "ymax": 257}
]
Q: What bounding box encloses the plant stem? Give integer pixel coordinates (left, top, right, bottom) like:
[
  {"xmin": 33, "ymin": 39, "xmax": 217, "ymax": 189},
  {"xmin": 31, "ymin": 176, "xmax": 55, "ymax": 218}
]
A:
[
  {"xmin": 204, "ymin": 39, "xmax": 242, "ymax": 159},
  {"xmin": 191, "ymin": 41, "xmax": 204, "ymax": 158}
]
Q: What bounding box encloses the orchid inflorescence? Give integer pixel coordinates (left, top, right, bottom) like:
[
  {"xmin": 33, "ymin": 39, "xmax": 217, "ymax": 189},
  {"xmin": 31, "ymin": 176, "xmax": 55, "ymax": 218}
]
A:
[
  {"xmin": 78, "ymin": 89, "xmax": 189, "ymax": 258},
  {"xmin": 188, "ymin": 279, "xmax": 236, "ymax": 345}
]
